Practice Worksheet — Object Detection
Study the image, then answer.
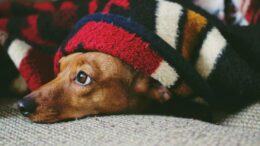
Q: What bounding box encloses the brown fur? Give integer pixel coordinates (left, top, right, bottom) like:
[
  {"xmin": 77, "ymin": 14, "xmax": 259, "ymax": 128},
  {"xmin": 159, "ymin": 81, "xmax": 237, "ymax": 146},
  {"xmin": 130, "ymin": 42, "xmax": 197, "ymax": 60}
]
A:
[
  {"xmin": 24, "ymin": 52, "xmax": 170, "ymax": 123},
  {"xmin": 172, "ymin": 81, "xmax": 193, "ymax": 97}
]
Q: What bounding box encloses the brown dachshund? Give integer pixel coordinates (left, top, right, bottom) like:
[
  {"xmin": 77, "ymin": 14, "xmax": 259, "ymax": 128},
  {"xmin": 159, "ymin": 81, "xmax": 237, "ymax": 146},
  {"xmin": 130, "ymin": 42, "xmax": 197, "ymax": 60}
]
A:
[{"xmin": 17, "ymin": 52, "xmax": 171, "ymax": 123}]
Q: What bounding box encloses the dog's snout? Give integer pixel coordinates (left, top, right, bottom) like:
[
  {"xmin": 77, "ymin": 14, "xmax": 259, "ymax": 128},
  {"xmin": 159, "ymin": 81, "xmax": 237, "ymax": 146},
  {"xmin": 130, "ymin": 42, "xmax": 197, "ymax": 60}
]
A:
[{"xmin": 17, "ymin": 98, "xmax": 37, "ymax": 117}]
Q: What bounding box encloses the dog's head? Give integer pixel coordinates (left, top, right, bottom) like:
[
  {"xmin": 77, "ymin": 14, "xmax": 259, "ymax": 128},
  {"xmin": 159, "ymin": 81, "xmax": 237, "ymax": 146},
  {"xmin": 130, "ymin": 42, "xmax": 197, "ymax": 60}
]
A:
[{"xmin": 18, "ymin": 52, "xmax": 171, "ymax": 123}]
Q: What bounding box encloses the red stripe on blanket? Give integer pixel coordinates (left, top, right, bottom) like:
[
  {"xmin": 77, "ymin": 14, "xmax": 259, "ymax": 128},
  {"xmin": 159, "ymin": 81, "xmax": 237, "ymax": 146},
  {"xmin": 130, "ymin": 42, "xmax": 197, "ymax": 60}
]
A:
[
  {"xmin": 88, "ymin": 0, "xmax": 99, "ymax": 14},
  {"xmin": 0, "ymin": 19, "xmax": 8, "ymax": 31},
  {"xmin": 54, "ymin": 49, "xmax": 63, "ymax": 75},
  {"xmin": 33, "ymin": 2, "xmax": 55, "ymax": 12},
  {"xmin": 19, "ymin": 49, "xmax": 54, "ymax": 90},
  {"xmin": 63, "ymin": 21, "xmax": 162, "ymax": 75},
  {"xmin": 60, "ymin": 1, "xmax": 78, "ymax": 11},
  {"xmin": 21, "ymin": 15, "xmax": 55, "ymax": 46},
  {"xmin": 102, "ymin": 0, "xmax": 129, "ymax": 13}
]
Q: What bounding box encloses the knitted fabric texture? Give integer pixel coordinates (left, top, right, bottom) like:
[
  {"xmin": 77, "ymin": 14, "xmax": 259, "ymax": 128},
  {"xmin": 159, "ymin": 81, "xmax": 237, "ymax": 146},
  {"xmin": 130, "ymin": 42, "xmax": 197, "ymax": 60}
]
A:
[{"xmin": 1, "ymin": 0, "xmax": 260, "ymax": 108}]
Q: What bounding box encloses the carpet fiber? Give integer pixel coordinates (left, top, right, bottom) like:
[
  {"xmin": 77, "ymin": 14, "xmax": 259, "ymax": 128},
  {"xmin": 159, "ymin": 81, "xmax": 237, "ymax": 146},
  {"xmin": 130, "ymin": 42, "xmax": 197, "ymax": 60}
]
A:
[{"xmin": 1, "ymin": 99, "xmax": 260, "ymax": 146}]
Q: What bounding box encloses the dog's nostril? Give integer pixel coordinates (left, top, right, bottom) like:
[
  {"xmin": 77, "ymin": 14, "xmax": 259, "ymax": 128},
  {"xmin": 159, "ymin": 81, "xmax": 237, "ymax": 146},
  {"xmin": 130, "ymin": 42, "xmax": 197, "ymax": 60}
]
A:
[{"xmin": 17, "ymin": 99, "xmax": 37, "ymax": 117}]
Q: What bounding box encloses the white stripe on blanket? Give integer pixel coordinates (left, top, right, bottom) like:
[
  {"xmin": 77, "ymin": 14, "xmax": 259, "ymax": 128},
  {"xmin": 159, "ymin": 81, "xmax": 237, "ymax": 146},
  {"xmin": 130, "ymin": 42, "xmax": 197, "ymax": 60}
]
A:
[
  {"xmin": 7, "ymin": 39, "xmax": 31, "ymax": 68},
  {"xmin": 151, "ymin": 60, "xmax": 179, "ymax": 87},
  {"xmin": 155, "ymin": 0, "xmax": 183, "ymax": 49},
  {"xmin": 196, "ymin": 27, "xmax": 226, "ymax": 78}
]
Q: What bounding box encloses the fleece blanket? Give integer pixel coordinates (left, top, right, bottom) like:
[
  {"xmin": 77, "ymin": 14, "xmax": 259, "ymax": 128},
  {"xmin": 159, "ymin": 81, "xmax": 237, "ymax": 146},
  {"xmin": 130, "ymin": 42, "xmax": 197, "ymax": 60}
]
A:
[{"xmin": 0, "ymin": 0, "xmax": 260, "ymax": 109}]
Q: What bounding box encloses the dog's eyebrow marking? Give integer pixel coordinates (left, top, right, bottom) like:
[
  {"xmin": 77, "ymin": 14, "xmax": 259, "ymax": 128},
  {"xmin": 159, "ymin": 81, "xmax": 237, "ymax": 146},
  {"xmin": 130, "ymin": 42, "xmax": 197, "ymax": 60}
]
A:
[
  {"xmin": 84, "ymin": 59, "xmax": 101, "ymax": 81},
  {"xmin": 74, "ymin": 43, "xmax": 95, "ymax": 54},
  {"xmin": 75, "ymin": 43, "xmax": 86, "ymax": 52}
]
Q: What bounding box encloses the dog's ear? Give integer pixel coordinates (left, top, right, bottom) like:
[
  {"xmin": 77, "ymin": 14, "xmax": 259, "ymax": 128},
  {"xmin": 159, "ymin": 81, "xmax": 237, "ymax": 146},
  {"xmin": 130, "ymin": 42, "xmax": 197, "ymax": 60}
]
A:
[{"xmin": 132, "ymin": 73, "xmax": 171, "ymax": 103}]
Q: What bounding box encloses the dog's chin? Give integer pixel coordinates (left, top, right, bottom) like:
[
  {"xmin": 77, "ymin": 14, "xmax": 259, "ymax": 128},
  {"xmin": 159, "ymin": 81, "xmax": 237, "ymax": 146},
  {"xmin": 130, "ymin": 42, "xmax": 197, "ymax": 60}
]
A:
[
  {"xmin": 30, "ymin": 117, "xmax": 80, "ymax": 124},
  {"xmin": 30, "ymin": 117, "xmax": 60, "ymax": 124},
  {"xmin": 28, "ymin": 111, "xmax": 99, "ymax": 123},
  {"xmin": 28, "ymin": 113, "xmax": 60, "ymax": 123}
]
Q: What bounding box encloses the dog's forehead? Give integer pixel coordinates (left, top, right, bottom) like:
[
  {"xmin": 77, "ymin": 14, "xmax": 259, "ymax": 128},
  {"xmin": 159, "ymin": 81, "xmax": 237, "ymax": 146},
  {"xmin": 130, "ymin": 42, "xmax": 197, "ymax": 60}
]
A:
[
  {"xmin": 82, "ymin": 52, "xmax": 129, "ymax": 70},
  {"xmin": 81, "ymin": 52, "xmax": 134, "ymax": 80},
  {"xmin": 60, "ymin": 52, "xmax": 131, "ymax": 74},
  {"xmin": 60, "ymin": 53, "xmax": 83, "ymax": 63}
]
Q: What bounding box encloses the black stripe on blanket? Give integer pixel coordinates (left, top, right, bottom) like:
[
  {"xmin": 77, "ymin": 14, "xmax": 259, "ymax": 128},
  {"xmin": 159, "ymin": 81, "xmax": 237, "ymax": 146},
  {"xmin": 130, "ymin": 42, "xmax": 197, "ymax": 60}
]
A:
[
  {"xmin": 11, "ymin": 2, "xmax": 37, "ymax": 16},
  {"xmin": 207, "ymin": 44, "xmax": 260, "ymax": 108},
  {"xmin": 7, "ymin": 17, "xmax": 26, "ymax": 37},
  {"xmin": 74, "ymin": 0, "xmax": 90, "ymax": 17},
  {"xmin": 38, "ymin": 11, "xmax": 76, "ymax": 43},
  {"xmin": 176, "ymin": 9, "xmax": 187, "ymax": 51},
  {"xmin": 129, "ymin": 0, "xmax": 157, "ymax": 32},
  {"xmin": 96, "ymin": 0, "xmax": 110, "ymax": 12}
]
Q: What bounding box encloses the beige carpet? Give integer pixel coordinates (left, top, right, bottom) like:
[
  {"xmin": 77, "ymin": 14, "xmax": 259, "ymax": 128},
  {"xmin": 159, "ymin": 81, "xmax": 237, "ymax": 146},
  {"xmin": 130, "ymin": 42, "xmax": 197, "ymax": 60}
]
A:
[{"xmin": 1, "ymin": 98, "xmax": 260, "ymax": 146}]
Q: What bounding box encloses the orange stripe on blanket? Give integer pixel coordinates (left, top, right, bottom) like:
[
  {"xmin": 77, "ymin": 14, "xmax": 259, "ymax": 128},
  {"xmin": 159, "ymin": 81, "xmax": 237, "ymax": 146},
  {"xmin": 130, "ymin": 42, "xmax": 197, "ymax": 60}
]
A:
[{"xmin": 181, "ymin": 10, "xmax": 207, "ymax": 60}]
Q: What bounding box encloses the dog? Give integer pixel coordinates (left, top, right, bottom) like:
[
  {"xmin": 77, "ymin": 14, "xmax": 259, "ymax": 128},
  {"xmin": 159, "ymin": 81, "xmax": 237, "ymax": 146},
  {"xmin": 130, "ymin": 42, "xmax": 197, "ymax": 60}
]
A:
[
  {"xmin": 1, "ymin": 0, "xmax": 259, "ymax": 123},
  {"xmin": 17, "ymin": 52, "xmax": 174, "ymax": 123}
]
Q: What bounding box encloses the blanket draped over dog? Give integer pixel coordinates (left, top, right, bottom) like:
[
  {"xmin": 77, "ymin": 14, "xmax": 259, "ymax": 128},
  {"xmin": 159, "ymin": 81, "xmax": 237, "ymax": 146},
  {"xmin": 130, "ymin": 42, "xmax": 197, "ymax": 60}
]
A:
[{"xmin": 0, "ymin": 0, "xmax": 260, "ymax": 108}]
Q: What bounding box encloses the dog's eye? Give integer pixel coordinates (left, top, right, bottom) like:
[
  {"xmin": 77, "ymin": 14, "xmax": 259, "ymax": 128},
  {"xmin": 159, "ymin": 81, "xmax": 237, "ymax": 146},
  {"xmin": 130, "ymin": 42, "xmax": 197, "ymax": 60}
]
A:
[{"xmin": 75, "ymin": 71, "xmax": 92, "ymax": 86}]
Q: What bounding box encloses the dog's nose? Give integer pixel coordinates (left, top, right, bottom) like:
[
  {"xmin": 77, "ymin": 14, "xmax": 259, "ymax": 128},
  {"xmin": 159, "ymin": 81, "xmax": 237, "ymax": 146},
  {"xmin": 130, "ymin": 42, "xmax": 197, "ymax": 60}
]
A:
[{"xmin": 17, "ymin": 99, "xmax": 37, "ymax": 116}]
